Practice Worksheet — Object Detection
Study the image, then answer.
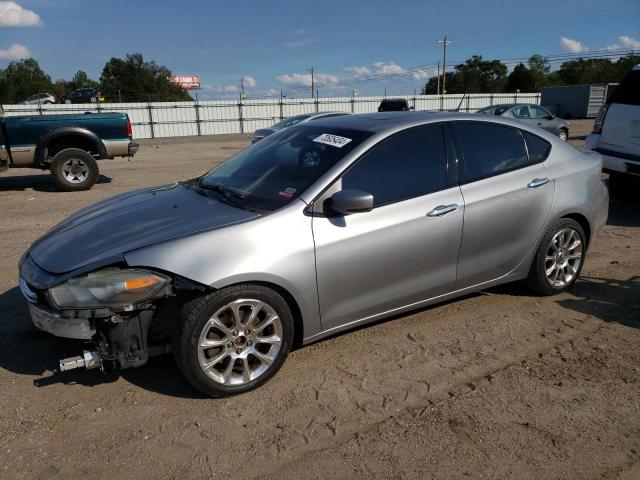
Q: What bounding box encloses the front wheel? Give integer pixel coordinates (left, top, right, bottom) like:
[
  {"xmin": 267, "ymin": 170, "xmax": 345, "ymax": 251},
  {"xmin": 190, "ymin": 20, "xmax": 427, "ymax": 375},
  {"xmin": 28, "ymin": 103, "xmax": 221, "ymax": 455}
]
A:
[
  {"xmin": 558, "ymin": 129, "xmax": 568, "ymax": 141},
  {"xmin": 174, "ymin": 284, "xmax": 294, "ymax": 397},
  {"xmin": 526, "ymin": 218, "xmax": 586, "ymax": 295},
  {"xmin": 64, "ymin": 99, "xmax": 72, "ymax": 104},
  {"xmin": 50, "ymin": 148, "xmax": 99, "ymax": 191}
]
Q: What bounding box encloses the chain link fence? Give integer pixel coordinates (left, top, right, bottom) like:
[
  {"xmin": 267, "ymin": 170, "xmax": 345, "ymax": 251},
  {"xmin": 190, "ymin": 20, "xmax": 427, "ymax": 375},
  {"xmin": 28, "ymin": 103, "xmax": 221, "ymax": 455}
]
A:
[{"xmin": 2, "ymin": 92, "xmax": 541, "ymax": 140}]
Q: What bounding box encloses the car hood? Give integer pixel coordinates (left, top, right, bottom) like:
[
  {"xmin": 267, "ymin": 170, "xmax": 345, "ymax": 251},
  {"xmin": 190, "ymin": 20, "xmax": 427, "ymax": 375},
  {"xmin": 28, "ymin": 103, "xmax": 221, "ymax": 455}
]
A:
[{"xmin": 28, "ymin": 182, "xmax": 260, "ymax": 274}]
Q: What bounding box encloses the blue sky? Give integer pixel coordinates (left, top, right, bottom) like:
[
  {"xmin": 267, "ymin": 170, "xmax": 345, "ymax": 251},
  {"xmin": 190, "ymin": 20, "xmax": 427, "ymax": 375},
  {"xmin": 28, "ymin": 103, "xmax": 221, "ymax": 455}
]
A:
[{"xmin": 1, "ymin": 0, "xmax": 639, "ymax": 99}]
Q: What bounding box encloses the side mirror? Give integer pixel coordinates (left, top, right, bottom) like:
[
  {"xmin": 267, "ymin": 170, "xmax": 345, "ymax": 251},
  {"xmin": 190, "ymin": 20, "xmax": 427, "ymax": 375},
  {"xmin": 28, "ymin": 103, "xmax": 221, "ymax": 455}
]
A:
[
  {"xmin": 546, "ymin": 114, "xmax": 554, "ymax": 120},
  {"xmin": 329, "ymin": 189, "xmax": 374, "ymax": 215}
]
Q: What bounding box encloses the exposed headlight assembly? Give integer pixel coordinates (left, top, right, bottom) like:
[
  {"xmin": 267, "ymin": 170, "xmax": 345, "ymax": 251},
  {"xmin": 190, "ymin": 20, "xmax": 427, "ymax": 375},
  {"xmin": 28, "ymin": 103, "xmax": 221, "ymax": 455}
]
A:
[{"xmin": 49, "ymin": 269, "xmax": 169, "ymax": 309}]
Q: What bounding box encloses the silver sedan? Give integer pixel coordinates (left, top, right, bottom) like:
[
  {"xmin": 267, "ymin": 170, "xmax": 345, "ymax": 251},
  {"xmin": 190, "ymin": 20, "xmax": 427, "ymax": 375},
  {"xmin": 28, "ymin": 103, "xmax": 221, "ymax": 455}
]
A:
[
  {"xmin": 476, "ymin": 104, "xmax": 571, "ymax": 140},
  {"xmin": 251, "ymin": 111, "xmax": 350, "ymax": 143},
  {"xmin": 19, "ymin": 112, "xmax": 608, "ymax": 397}
]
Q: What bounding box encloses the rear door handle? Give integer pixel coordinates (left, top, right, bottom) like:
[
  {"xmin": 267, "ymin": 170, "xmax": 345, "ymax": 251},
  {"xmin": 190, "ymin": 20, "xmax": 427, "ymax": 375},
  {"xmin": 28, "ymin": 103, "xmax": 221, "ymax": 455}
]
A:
[
  {"xmin": 528, "ymin": 177, "xmax": 549, "ymax": 188},
  {"xmin": 427, "ymin": 204, "xmax": 458, "ymax": 217}
]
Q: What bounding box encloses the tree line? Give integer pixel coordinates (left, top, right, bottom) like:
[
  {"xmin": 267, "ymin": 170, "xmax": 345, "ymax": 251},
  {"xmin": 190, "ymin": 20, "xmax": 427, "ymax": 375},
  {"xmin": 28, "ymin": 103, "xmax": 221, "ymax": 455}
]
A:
[
  {"xmin": 421, "ymin": 54, "xmax": 640, "ymax": 94},
  {"xmin": 0, "ymin": 53, "xmax": 192, "ymax": 104}
]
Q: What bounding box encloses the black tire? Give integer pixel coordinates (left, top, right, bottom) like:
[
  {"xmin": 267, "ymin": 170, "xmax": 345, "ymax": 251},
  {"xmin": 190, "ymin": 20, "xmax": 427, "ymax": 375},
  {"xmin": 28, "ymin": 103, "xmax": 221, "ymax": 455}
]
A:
[
  {"xmin": 526, "ymin": 218, "xmax": 586, "ymax": 295},
  {"xmin": 173, "ymin": 284, "xmax": 294, "ymax": 397},
  {"xmin": 50, "ymin": 148, "xmax": 99, "ymax": 191},
  {"xmin": 608, "ymin": 172, "xmax": 638, "ymax": 203}
]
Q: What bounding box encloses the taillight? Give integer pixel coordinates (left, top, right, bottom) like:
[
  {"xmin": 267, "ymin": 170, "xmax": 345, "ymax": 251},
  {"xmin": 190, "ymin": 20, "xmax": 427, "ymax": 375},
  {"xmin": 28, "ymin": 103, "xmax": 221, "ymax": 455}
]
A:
[
  {"xmin": 592, "ymin": 104, "xmax": 609, "ymax": 134},
  {"xmin": 126, "ymin": 118, "xmax": 132, "ymax": 138}
]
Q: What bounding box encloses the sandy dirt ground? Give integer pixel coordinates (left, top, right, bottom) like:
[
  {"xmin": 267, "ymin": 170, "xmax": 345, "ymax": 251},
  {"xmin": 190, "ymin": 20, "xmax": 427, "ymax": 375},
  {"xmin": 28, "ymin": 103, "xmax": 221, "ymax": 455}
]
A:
[{"xmin": 0, "ymin": 120, "xmax": 639, "ymax": 480}]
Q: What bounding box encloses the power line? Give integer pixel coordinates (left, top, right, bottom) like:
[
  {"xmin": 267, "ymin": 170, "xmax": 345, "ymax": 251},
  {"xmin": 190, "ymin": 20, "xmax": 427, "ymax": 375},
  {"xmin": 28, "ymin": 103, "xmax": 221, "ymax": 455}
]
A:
[{"xmin": 249, "ymin": 47, "xmax": 639, "ymax": 99}]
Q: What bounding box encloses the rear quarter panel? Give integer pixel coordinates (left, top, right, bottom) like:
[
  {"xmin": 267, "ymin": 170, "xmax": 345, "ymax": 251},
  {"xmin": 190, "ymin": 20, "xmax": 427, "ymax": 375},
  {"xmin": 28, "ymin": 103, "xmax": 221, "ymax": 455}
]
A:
[{"xmin": 544, "ymin": 140, "xmax": 608, "ymax": 244}]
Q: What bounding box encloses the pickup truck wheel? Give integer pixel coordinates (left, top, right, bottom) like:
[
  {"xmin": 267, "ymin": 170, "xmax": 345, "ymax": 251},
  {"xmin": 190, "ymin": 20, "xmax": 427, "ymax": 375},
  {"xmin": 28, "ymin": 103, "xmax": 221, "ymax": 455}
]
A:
[
  {"xmin": 50, "ymin": 148, "xmax": 99, "ymax": 191},
  {"xmin": 173, "ymin": 284, "xmax": 294, "ymax": 397}
]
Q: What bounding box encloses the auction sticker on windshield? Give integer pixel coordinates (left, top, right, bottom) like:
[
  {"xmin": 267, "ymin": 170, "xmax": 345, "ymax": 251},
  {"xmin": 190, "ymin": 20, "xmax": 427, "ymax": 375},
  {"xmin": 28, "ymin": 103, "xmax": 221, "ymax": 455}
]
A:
[{"xmin": 313, "ymin": 133, "xmax": 352, "ymax": 148}]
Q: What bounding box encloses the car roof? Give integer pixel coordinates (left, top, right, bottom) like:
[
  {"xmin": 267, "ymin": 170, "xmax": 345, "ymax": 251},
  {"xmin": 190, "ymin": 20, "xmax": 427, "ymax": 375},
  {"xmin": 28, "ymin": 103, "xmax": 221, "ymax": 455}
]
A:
[
  {"xmin": 300, "ymin": 111, "xmax": 544, "ymax": 134},
  {"xmin": 307, "ymin": 111, "xmax": 350, "ymax": 118}
]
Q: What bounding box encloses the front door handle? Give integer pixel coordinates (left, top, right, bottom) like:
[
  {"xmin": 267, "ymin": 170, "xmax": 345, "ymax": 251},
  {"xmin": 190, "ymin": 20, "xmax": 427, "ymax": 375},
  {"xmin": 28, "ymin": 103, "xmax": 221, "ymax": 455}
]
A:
[
  {"xmin": 427, "ymin": 204, "xmax": 458, "ymax": 217},
  {"xmin": 528, "ymin": 177, "xmax": 549, "ymax": 188}
]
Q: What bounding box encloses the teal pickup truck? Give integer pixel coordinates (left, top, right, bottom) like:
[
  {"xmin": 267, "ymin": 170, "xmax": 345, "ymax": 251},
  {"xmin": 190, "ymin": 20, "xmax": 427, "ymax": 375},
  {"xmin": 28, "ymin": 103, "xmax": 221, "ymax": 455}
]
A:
[{"xmin": 0, "ymin": 105, "xmax": 139, "ymax": 191}]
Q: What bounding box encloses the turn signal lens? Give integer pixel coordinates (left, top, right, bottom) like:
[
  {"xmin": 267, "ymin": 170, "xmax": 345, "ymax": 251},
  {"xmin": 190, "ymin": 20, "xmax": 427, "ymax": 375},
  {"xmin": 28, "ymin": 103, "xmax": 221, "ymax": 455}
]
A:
[
  {"xmin": 592, "ymin": 104, "xmax": 609, "ymax": 134},
  {"xmin": 124, "ymin": 276, "xmax": 160, "ymax": 290}
]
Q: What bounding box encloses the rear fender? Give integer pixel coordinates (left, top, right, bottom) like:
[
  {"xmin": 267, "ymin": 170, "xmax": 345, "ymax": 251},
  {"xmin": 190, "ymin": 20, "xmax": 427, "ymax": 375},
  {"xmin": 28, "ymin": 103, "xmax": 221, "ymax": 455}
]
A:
[{"xmin": 36, "ymin": 127, "xmax": 107, "ymax": 162}]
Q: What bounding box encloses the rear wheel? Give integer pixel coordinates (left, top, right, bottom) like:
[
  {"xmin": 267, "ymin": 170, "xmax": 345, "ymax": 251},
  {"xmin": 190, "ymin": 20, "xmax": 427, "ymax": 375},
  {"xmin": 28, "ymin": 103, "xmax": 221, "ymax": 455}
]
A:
[
  {"xmin": 526, "ymin": 218, "xmax": 586, "ymax": 295},
  {"xmin": 174, "ymin": 284, "xmax": 294, "ymax": 397},
  {"xmin": 50, "ymin": 148, "xmax": 99, "ymax": 191},
  {"xmin": 64, "ymin": 99, "xmax": 71, "ymax": 104}
]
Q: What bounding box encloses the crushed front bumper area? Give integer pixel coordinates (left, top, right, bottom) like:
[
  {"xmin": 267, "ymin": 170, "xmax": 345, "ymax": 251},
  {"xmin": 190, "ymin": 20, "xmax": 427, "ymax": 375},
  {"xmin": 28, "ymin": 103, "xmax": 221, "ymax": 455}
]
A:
[{"xmin": 29, "ymin": 302, "xmax": 96, "ymax": 340}]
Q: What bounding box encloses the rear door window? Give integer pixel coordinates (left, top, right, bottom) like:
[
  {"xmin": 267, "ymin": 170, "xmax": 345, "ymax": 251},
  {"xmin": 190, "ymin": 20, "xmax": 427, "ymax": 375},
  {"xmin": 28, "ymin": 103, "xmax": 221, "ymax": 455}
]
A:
[
  {"xmin": 530, "ymin": 106, "xmax": 551, "ymax": 119},
  {"xmin": 341, "ymin": 125, "xmax": 447, "ymax": 207},
  {"xmin": 522, "ymin": 131, "xmax": 551, "ymax": 162},
  {"xmin": 511, "ymin": 106, "xmax": 530, "ymax": 118},
  {"xmin": 452, "ymin": 122, "xmax": 530, "ymax": 182}
]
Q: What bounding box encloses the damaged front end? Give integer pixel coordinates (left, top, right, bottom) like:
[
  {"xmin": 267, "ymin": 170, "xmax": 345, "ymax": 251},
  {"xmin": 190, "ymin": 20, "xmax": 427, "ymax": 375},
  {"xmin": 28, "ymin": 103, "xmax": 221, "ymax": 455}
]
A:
[{"xmin": 19, "ymin": 254, "xmax": 201, "ymax": 374}]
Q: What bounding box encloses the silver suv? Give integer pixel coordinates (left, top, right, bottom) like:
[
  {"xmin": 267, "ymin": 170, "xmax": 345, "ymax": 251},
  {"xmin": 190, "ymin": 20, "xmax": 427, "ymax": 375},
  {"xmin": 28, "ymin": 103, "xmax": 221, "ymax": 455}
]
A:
[{"xmin": 22, "ymin": 93, "xmax": 56, "ymax": 105}]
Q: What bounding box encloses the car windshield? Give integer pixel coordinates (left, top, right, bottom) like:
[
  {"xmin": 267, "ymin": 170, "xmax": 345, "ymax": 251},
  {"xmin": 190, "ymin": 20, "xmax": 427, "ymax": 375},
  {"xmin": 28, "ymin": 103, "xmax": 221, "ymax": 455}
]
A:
[
  {"xmin": 199, "ymin": 125, "xmax": 373, "ymax": 211},
  {"xmin": 272, "ymin": 114, "xmax": 312, "ymax": 128}
]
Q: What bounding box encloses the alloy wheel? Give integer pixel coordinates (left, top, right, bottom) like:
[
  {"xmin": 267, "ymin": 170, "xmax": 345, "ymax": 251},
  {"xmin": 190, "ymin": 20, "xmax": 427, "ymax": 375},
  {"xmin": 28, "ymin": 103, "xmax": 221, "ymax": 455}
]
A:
[
  {"xmin": 545, "ymin": 227, "xmax": 583, "ymax": 288},
  {"xmin": 197, "ymin": 299, "xmax": 283, "ymax": 386},
  {"xmin": 62, "ymin": 159, "xmax": 90, "ymax": 184}
]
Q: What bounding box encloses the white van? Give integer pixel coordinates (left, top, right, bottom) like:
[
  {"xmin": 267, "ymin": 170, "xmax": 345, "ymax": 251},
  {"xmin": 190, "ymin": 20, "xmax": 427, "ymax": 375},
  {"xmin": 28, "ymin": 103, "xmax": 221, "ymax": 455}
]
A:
[{"xmin": 585, "ymin": 65, "xmax": 640, "ymax": 193}]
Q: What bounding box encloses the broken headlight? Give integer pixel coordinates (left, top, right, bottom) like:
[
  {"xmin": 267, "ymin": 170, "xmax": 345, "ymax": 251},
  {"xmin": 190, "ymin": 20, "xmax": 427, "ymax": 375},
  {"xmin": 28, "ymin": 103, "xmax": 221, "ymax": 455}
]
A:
[{"xmin": 48, "ymin": 269, "xmax": 168, "ymax": 309}]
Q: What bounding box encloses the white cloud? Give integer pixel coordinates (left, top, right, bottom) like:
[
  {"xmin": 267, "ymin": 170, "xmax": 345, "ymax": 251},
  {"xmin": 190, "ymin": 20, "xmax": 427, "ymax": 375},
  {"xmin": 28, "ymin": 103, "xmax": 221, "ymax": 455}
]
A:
[
  {"xmin": 243, "ymin": 75, "xmax": 257, "ymax": 87},
  {"xmin": 0, "ymin": 1, "xmax": 42, "ymax": 27},
  {"xmin": 412, "ymin": 69, "xmax": 433, "ymax": 80},
  {"xmin": 344, "ymin": 65, "xmax": 371, "ymax": 78},
  {"xmin": 560, "ymin": 36, "xmax": 588, "ymax": 53},
  {"xmin": 0, "ymin": 43, "xmax": 31, "ymax": 60},
  {"xmin": 276, "ymin": 72, "xmax": 339, "ymax": 87},
  {"xmin": 372, "ymin": 61, "xmax": 405, "ymax": 75},
  {"xmin": 601, "ymin": 44, "xmax": 621, "ymax": 51},
  {"xmin": 619, "ymin": 35, "xmax": 640, "ymax": 49},
  {"xmin": 345, "ymin": 61, "xmax": 413, "ymax": 80}
]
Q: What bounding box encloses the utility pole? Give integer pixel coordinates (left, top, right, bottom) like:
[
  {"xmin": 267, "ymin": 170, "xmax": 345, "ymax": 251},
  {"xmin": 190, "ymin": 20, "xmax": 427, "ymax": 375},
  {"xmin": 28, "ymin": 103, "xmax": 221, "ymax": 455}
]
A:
[
  {"xmin": 309, "ymin": 67, "xmax": 315, "ymax": 99},
  {"xmin": 436, "ymin": 60, "xmax": 440, "ymax": 95},
  {"xmin": 437, "ymin": 35, "xmax": 453, "ymax": 94},
  {"xmin": 240, "ymin": 76, "xmax": 246, "ymax": 101}
]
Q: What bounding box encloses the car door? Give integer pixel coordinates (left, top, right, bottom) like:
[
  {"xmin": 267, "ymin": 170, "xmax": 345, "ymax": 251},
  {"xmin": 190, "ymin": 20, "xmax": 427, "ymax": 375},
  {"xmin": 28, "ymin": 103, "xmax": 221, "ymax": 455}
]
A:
[
  {"xmin": 510, "ymin": 105, "xmax": 533, "ymax": 125},
  {"xmin": 530, "ymin": 105, "xmax": 555, "ymax": 133},
  {"xmin": 312, "ymin": 125, "xmax": 464, "ymax": 331},
  {"xmin": 451, "ymin": 122, "xmax": 555, "ymax": 288}
]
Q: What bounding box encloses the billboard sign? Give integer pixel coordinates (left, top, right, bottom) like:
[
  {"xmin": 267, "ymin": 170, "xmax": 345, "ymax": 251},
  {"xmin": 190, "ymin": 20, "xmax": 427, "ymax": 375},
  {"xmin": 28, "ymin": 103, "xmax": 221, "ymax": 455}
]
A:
[{"xmin": 170, "ymin": 75, "xmax": 200, "ymax": 90}]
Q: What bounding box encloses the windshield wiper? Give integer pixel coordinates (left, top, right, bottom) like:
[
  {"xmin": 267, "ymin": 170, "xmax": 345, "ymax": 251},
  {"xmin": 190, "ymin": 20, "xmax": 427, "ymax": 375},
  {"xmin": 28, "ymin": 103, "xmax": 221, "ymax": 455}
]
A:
[{"xmin": 196, "ymin": 180, "xmax": 250, "ymax": 209}]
